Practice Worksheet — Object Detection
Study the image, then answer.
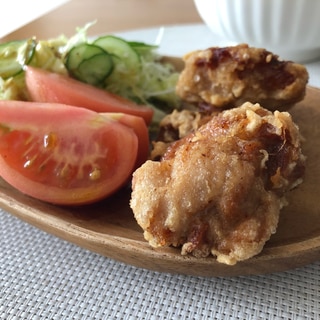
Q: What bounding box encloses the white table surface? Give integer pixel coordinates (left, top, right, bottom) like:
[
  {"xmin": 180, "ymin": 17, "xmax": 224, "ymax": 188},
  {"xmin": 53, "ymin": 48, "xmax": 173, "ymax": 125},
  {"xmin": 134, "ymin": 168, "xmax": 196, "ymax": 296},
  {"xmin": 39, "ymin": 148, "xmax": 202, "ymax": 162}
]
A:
[{"xmin": 1, "ymin": 24, "xmax": 320, "ymax": 320}]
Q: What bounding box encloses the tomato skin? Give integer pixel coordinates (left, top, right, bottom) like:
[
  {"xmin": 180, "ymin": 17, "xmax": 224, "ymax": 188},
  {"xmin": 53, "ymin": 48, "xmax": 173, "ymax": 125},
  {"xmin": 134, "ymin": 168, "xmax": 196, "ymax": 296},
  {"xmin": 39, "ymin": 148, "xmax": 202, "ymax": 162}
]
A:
[
  {"xmin": 25, "ymin": 66, "xmax": 154, "ymax": 124},
  {"xmin": 101, "ymin": 113, "xmax": 150, "ymax": 167},
  {"xmin": 0, "ymin": 100, "xmax": 138, "ymax": 205}
]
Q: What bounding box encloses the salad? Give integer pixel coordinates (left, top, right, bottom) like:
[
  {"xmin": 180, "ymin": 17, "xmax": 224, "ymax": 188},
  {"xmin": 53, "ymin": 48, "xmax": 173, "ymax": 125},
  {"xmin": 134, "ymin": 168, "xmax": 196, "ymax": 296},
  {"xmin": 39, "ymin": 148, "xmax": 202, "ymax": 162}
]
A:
[{"xmin": 0, "ymin": 22, "xmax": 181, "ymax": 124}]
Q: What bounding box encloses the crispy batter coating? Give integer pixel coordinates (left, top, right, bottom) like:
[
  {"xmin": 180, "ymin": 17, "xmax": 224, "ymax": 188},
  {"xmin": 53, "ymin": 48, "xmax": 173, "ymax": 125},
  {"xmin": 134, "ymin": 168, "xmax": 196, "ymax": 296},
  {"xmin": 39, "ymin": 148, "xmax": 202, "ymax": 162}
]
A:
[
  {"xmin": 130, "ymin": 103, "xmax": 305, "ymax": 265},
  {"xmin": 150, "ymin": 109, "xmax": 213, "ymax": 160},
  {"xmin": 176, "ymin": 44, "xmax": 308, "ymax": 112}
]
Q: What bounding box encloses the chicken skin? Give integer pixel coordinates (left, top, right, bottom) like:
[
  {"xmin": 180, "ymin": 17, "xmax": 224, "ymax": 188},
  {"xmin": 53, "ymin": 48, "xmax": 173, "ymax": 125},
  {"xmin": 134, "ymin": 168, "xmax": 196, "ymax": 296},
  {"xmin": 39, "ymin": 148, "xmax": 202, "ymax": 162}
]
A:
[
  {"xmin": 130, "ymin": 103, "xmax": 305, "ymax": 265},
  {"xmin": 176, "ymin": 44, "xmax": 308, "ymax": 112}
]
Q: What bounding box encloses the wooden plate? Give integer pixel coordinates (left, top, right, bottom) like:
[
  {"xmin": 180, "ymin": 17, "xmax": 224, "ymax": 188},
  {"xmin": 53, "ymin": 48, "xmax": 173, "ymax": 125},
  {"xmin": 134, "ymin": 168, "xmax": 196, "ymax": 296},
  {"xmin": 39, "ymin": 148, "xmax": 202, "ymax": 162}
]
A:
[{"xmin": 1, "ymin": 61, "xmax": 320, "ymax": 277}]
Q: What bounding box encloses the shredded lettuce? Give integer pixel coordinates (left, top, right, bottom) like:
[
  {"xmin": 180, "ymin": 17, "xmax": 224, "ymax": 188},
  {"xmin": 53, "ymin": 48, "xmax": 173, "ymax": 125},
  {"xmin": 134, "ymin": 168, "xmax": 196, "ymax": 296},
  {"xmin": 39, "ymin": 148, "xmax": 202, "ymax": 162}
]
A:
[
  {"xmin": 0, "ymin": 73, "xmax": 27, "ymax": 101},
  {"xmin": 103, "ymin": 50, "xmax": 180, "ymax": 108}
]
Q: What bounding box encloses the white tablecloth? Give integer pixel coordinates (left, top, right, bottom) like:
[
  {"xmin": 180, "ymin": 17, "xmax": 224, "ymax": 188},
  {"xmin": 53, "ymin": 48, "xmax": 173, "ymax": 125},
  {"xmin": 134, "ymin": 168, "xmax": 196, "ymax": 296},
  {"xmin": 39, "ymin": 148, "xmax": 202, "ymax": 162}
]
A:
[{"xmin": 1, "ymin": 24, "xmax": 320, "ymax": 319}]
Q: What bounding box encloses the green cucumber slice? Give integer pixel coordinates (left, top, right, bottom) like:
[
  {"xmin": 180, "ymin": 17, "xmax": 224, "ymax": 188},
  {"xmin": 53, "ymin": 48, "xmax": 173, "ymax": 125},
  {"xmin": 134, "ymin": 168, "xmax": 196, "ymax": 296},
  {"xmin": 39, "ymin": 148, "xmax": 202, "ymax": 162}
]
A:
[
  {"xmin": 77, "ymin": 53, "xmax": 114, "ymax": 85},
  {"xmin": 0, "ymin": 39, "xmax": 36, "ymax": 79},
  {"xmin": 65, "ymin": 43, "xmax": 113, "ymax": 85},
  {"xmin": 93, "ymin": 35, "xmax": 140, "ymax": 72}
]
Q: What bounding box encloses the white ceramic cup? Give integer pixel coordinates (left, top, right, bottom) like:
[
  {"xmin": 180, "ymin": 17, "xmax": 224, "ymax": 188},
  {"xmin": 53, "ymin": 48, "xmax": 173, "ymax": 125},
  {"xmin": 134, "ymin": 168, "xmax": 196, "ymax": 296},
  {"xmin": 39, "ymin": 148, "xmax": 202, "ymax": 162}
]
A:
[{"xmin": 194, "ymin": 0, "xmax": 320, "ymax": 62}]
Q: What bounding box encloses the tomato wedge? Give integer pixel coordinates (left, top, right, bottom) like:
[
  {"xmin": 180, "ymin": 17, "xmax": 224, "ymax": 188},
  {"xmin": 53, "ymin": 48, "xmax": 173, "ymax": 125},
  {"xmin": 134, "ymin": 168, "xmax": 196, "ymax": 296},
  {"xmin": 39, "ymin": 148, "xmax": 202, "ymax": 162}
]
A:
[
  {"xmin": 0, "ymin": 100, "xmax": 138, "ymax": 205},
  {"xmin": 25, "ymin": 66, "xmax": 154, "ymax": 124},
  {"xmin": 101, "ymin": 112, "xmax": 150, "ymax": 167}
]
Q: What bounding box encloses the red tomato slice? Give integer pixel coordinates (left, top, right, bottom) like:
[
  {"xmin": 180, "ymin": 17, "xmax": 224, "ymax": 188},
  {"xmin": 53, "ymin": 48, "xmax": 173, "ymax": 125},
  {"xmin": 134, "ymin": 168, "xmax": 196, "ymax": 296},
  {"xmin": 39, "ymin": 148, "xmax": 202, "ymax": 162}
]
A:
[
  {"xmin": 0, "ymin": 100, "xmax": 138, "ymax": 205},
  {"xmin": 101, "ymin": 112, "xmax": 150, "ymax": 167},
  {"xmin": 25, "ymin": 66, "xmax": 154, "ymax": 124}
]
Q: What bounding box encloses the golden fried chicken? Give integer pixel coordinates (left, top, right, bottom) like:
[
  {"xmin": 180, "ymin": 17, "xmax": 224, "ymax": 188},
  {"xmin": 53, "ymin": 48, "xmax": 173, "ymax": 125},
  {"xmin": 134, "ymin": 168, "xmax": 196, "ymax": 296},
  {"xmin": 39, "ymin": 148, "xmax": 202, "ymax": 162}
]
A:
[
  {"xmin": 130, "ymin": 102, "xmax": 305, "ymax": 265},
  {"xmin": 176, "ymin": 44, "xmax": 308, "ymax": 112}
]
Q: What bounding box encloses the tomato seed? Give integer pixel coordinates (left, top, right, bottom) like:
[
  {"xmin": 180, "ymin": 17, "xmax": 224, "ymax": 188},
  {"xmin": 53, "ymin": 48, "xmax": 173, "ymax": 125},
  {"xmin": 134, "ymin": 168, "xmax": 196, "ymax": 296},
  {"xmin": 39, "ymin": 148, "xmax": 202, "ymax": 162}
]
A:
[
  {"xmin": 89, "ymin": 167, "xmax": 101, "ymax": 180},
  {"xmin": 43, "ymin": 132, "xmax": 58, "ymax": 149}
]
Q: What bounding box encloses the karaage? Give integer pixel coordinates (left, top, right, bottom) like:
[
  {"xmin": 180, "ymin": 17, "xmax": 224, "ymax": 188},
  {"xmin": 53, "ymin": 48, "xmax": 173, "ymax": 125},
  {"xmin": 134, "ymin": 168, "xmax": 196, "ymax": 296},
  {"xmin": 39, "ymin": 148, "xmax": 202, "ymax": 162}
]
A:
[{"xmin": 130, "ymin": 102, "xmax": 305, "ymax": 265}]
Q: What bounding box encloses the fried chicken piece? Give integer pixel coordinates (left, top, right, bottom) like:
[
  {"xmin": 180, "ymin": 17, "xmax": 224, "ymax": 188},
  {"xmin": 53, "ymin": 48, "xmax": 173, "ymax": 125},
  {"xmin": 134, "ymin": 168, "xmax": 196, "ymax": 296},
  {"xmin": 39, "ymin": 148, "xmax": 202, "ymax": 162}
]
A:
[
  {"xmin": 150, "ymin": 109, "xmax": 213, "ymax": 160},
  {"xmin": 130, "ymin": 102, "xmax": 305, "ymax": 265},
  {"xmin": 176, "ymin": 44, "xmax": 309, "ymax": 112}
]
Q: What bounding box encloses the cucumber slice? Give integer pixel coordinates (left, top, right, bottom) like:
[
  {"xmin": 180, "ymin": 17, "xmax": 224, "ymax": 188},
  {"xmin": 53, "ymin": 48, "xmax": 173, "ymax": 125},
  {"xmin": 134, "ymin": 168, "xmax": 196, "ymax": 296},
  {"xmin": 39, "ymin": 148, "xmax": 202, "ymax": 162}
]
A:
[
  {"xmin": 0, "ymin": 39, "xmax": 36, "ymax": 79},
  {"xmin": 77, "ymin": 53, "xmax": 114, "ymax": 85},
  {"xmin": 65, "ymin": 43, "xmax": 113, "ymax": 85},
  {"xmin": 93, "ymin": 35, "xmax": 140, "ymax": 72}
]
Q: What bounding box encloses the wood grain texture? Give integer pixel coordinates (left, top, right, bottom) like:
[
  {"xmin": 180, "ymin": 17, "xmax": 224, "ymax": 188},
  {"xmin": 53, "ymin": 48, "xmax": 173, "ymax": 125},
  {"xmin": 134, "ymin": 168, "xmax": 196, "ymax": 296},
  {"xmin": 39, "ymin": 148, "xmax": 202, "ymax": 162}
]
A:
[{"xmin": 0, "ymin": 60, "xmax": 319, "ymax": 277}]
